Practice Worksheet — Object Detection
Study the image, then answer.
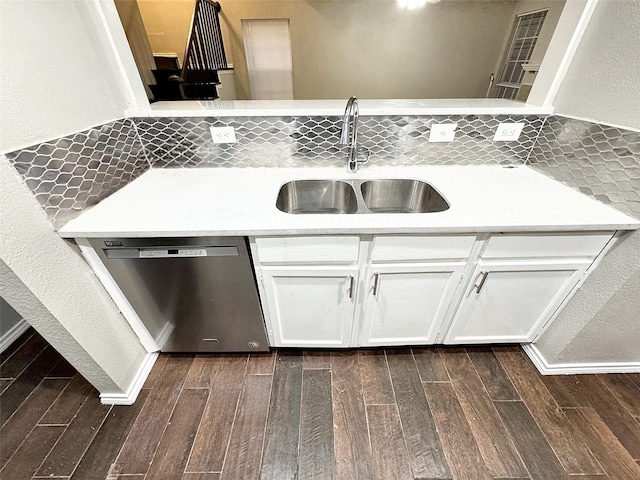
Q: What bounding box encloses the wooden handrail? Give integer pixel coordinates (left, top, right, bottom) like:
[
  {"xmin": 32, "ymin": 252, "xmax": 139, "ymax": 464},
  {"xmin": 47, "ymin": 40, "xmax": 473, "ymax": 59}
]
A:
[{"xmin": 181, "ymin": 0, "xmax": 228, "ymax": 82}]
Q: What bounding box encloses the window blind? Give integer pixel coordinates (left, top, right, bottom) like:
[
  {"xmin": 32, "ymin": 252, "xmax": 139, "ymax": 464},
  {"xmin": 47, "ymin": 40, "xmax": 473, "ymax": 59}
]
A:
[{"xmin": 242, "ymin": 19, "xmax": 294, "ymax": 100}]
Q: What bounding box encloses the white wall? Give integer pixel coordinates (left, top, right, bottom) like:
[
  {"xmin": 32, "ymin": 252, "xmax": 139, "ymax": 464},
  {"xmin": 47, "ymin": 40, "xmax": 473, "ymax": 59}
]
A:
[
  {"xmin": 0, "ymin": 0, "xmax": 148, "ymax": 394},
  {"xmin": 137, "ymin": 0, "xmax": 196, "ymax": 64},
  {"xmin": 0, "ymin": 0, "xmax": 132, "ymax": 150},
  {"xmin": 115, "ymin": 0, "xmax": 157, "ymax": 99},
  {"xmin": 535, "ymin": 231, "xmax": 640, "ymax": 364},
  {"xmin": 534, "ymin": 0, "xmax": 640, "ymax": 367},
  {"xmin": 552, "ymin": 0, "xmax": 640, "ymax": 129}
]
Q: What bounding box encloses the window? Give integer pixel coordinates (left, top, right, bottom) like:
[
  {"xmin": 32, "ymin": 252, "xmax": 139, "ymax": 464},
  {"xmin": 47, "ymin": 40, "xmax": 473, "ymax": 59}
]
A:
[{"xmin": 493, "ymin": 10, "xmax": 547, "ymax": 100}]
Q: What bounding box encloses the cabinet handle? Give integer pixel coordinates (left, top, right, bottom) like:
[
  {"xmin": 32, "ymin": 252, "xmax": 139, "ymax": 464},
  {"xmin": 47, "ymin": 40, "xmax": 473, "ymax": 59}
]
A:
[
  {"xmin": 348, "ymin": 275, "xmax": 355, "ymax": 299},
  {"xmin": 372, "ymin": 273, "xmax": 380, "ymax": 296},
  {"xmin": 474, "ymin": 271, "xmax": 489, "ymax": 294}
]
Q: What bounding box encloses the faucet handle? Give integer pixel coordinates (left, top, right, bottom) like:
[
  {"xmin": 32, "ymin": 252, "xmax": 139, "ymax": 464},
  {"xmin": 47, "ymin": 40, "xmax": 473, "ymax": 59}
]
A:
[
  {"xmin": 347, "ymin": 146, "xmax": 369, "ymax": 173},
  {"xmin": 356, "ymin": 146, "xmax": 370, "ymax": 164}
]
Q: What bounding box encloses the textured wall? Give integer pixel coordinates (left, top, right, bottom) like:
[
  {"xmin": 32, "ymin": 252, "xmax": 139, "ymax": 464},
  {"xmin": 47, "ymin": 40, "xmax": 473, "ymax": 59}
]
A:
[
  {"xmin": 555, "ymin": 265, "xmax": 639, "ymax": 362},
  {"xmin": 532, "ymin": 229, "xmax": 640, "ymax": 364},
  {"xmin": 527, "ymin": 0, "xmax": 640, "ymax": 367},
  {"xmin": 0, "ymin": 0, "xmax": 149, "ymax": 396},
  {"xmin": 0, "ymin": 0, "xmax": 131, "ymax": 150},
  {"xmin": 0, "ymin": 157, "xmax": 148, "ymax": 392},
  {"xmin": 0, "ymin": 259, "xmax": 119, "ymax": 391},
  {"xmin": 552, "ymin": 0, "xmax": 640, "ymax": 130},
  {"xmin": 530, "ymin": 115, "xmax": 640, "ymax": 365}
]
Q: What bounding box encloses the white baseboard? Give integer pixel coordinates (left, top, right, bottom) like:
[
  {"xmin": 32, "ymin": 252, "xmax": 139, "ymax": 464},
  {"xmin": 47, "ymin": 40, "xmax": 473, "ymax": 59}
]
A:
[
  {"xmin": 100, "ymin": 351, "xmax": 159, "ymax": 405},
  {"xmin": 522, "ymin": 343, "xmax": 640, "ymax": 375},
  {"xmin": 0, "ymin": 319, "xmax": 30, "ymax": 354}
]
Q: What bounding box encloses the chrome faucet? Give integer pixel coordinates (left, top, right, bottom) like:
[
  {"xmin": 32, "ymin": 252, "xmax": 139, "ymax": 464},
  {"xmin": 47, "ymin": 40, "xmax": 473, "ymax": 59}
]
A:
[{"xmin": 339, "ymin": 96, "xmax": 369, "ymax": 173}]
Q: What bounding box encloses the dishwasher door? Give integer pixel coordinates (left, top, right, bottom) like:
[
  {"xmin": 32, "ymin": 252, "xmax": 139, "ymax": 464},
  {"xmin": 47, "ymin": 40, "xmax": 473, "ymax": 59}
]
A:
[{"xmin": 88, "ymin": 237, "xmax": 268, "ymax": 352}]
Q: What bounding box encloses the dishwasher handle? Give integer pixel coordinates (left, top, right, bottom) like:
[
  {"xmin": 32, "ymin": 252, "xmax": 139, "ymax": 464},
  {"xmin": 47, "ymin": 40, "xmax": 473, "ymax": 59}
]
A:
[{"xmin": 105, "ymin": 246, "xmax": 239, "ymax": 259}]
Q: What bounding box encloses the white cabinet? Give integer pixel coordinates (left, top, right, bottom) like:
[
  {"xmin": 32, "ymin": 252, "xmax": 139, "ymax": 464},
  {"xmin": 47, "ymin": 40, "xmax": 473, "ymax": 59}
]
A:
[
  {"xmin": 443, "ymin": 260, "xmax": 590, "ymax": 344},
  {"xmin": 252, "ymin": 235, "xmax": 475, "ymax": 348},
  {"xmin": 252, "ymin": 232, "xmax": 614, "ymax": 348},
  {"xmin": 443, "ymin": 232, "xmax": 613, "ymax": 344},
  {"xmin": 359, "ymin": 262, "xmax": 466, "ymax": 346},
  {"xmin": 260, "ymin": 266, "xmax": 357, "ymax": 348},
  {"xmin": 253, "ymin": 236, "xmax": 361, "ymax": 348},
  {"xmin": 358, "ymin": 234, "xmax": 476, "ymax": 346}
]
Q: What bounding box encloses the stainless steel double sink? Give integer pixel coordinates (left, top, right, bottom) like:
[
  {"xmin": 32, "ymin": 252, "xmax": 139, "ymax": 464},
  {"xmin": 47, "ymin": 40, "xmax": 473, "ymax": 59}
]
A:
[{"xmin": 276, "ymin": 179, "xmax": 449, "ymax": 214}]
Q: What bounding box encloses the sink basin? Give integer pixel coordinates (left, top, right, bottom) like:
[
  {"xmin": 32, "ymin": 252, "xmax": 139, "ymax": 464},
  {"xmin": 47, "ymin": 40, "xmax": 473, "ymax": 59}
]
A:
[
  {"xmin": 276, "ymin": 180, "xmax": 358, "ymax": 214},
  {"xmin": 276, "ymin": 178, "xmax": 449, "ymax": 214},
  {"xmin": 361, "ymin": 179, "xmax": 449, "ymax": 213}
]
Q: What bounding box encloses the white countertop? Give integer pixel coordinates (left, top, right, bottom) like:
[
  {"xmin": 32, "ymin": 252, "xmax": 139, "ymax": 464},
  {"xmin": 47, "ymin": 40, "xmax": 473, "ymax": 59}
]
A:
[
  {"xmin": 58, "ymin": 165, "xmax": 639, "ymax": 238},
  {"xmin": 128, "ymin": 99, "xmax": 554, "ymax": 118}
]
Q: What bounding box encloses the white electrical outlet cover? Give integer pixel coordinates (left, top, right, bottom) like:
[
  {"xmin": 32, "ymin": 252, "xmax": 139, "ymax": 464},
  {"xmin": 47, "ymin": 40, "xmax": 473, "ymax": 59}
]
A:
[
  {"xmin": 494, "ymin": 122, "xmax": 525, "ymax": 141},
  {"xmin": 210, "ymin": 126, "xmax": 237, "ymax": 144},
  {"xmin": 429, "ymin": 123, "xmax": 458, "ymax": 142}
]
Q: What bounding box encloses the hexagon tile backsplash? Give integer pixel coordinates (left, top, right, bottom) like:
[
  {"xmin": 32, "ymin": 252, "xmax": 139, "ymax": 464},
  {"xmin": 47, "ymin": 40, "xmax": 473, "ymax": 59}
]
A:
[
  {"xmin": 5, "ymin": 119, "xmax": 150, "ymax": 228},
  {"xmin": 528, "ymin": 116, "xmax": 640, "ymax": 218},
  {"xmin": 132, "ymin": 114, "xmax": 545, "ymax": 168}
]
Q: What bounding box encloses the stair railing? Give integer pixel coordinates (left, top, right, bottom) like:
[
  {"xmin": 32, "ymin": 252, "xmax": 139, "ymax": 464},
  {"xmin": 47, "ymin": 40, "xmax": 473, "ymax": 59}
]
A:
[{"xmin": 181, "ymin": 0, "xmax": 229, "ymax": 98}]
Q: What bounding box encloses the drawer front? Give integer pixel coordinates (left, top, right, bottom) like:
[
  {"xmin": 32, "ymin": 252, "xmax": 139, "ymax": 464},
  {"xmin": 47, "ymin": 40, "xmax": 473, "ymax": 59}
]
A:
[
  {"xmin": 482, "ymin": 232, "xmax": 613, "ymax": 259},
  {"xmin": 371, "ymin": 235, "xmax": 476, "ymax": 262},
  {"xmin": 254, "ymin": 236, "xmax": 360, "ymax": 264}
]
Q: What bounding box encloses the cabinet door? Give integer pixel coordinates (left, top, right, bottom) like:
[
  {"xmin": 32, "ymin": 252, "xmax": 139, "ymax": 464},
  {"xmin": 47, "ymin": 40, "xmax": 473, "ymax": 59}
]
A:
[
  {"xmin": 260, "ymin": 266, "xmax": 357, "ymax": 348},
  {"xmin": 444, "ymin": 260, "xmax": 590, "ymax": 344},
  {"xmin": 359, "ymin": 263, "xmax": 465, "ymax": 346}
]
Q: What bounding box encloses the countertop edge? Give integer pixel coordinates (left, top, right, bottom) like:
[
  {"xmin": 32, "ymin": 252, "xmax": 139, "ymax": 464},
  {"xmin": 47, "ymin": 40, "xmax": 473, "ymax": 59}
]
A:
[{"xmin": 59, "ymin": 224, "xmax": 640, "ymax": 239}]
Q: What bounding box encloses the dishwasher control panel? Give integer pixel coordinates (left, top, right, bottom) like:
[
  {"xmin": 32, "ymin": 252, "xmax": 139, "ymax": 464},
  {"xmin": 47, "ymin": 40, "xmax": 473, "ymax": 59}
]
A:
[{"xmin": 139, "ymin": 248, "xmax": 207, "ymax": 258}]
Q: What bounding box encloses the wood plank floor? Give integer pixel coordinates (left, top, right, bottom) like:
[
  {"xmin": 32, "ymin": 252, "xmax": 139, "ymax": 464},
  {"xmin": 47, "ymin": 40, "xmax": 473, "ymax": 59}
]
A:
[{"xmin": 2, "ymin": 329, "xmax": 640, "ymax": 480}]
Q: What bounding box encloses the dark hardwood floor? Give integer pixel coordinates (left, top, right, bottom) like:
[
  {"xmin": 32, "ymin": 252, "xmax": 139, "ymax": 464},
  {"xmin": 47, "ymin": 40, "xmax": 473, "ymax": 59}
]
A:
[{"xmin": 2, "ymin": 328, "xmax": 640, "ymax": 480}]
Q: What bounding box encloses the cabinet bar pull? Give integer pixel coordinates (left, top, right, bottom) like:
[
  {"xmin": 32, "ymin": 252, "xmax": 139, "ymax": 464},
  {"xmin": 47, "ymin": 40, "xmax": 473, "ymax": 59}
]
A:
[
  {"xmin": 348, "ymin": 275, "xmax": 355, "ymax": 299},
  {"xmin": 372, "ymin": 273, "xmax": 380, "ymax": 296},
  {"xmin": 474, "ymin": 271, "xmax": 489, "ymax": 294}
]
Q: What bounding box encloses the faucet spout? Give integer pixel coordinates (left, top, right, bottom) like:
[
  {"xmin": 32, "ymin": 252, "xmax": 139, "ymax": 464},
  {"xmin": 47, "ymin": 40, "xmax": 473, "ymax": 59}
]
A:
[
  {"xmin": 340, "ymin": 96, "xmax": 358, "ymax": 144},
  {"xmin": 339, "ymin": 96, "xmax": 368, "ymax": 173}
]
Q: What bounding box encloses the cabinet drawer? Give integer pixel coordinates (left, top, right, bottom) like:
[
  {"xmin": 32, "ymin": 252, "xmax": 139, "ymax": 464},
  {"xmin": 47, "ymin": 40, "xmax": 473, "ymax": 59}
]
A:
[
  {"xmin": 254, "ymin": 236, "xmax": 360, "ymax": 264},
  {"xmin": 371, "ymin": 235, "xmax": 476, "ymax": 262},
  {"xmin": 482, "ymin": 232, "xmax": 613, "ymax": 259}
]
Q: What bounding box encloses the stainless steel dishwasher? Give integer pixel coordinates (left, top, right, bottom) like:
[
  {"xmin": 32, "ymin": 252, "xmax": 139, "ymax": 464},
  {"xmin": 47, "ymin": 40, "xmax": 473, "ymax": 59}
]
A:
[{"xmin": 88, "ymin": 237, "xmax": 268, "ymax": 352}]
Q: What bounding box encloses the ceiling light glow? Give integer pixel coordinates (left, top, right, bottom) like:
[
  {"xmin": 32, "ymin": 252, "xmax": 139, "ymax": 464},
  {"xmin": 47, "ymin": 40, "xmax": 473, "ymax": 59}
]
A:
[
  {"xmin": 397, "ymin": 0, "xmax": 440, "ymax": 10},
  {"xmin": 397, "ymin": 0, "xmax": 428, "ymax": 10}
]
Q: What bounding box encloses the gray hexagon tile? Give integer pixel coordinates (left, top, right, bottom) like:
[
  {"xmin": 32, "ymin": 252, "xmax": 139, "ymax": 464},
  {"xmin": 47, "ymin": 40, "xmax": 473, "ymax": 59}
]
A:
[
  {"xmin": 528, "ymin": 115, "xmax": 640, "ymax": 218},
  {"xmin": 6, "ymin": 119, "xmax": 150, "ymax": 228},
  {"xmin": 133, "ymin": 114, "xmax": 545, "ymax": 169}
]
